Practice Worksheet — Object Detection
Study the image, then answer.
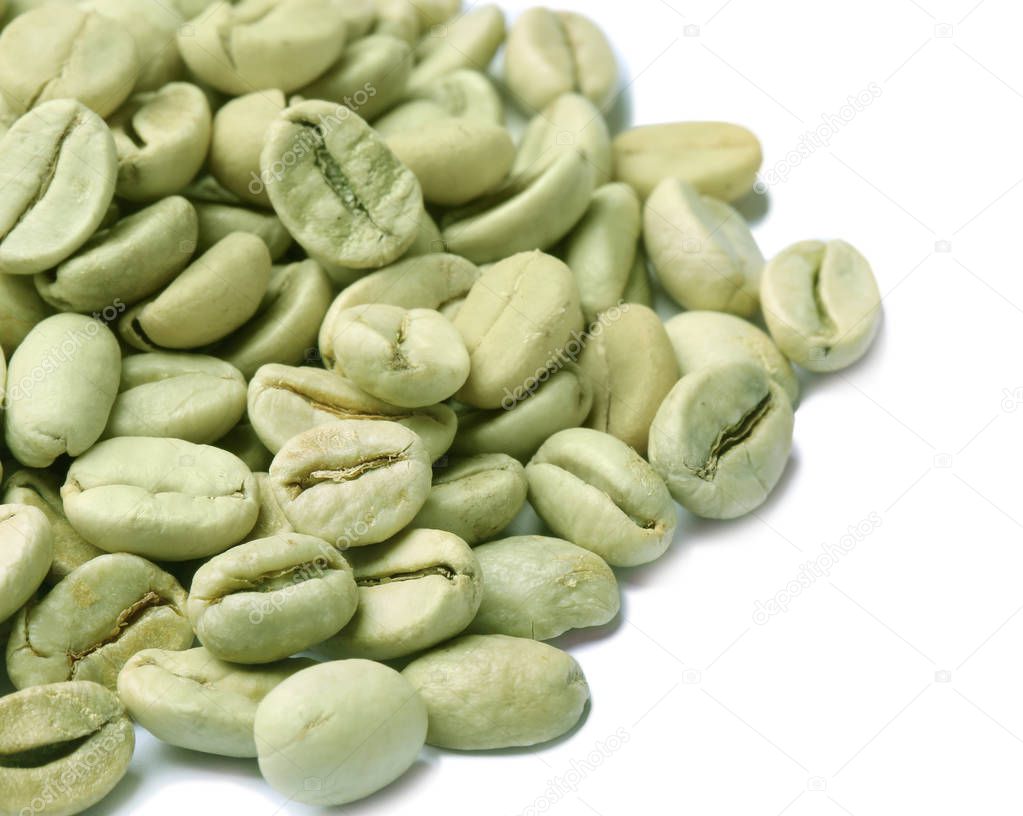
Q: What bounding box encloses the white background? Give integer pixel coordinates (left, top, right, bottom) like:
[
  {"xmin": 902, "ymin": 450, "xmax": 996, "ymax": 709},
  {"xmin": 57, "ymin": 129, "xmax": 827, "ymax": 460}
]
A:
[{"xmin": 12, "ymin": 0, "xmax": 1023, "ymax": 813}]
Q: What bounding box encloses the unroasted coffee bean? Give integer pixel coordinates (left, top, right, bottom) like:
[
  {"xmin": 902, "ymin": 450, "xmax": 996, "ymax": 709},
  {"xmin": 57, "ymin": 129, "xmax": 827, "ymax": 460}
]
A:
[
  {"xmin": 760, "ymin": 239, "xmax": 882, "ymax": 373},
  {"xmin": 268, "ymin": 420, "xmax": 432, "ymax": 548},
  {"xmin": 402, "ymin": 634, "xmax": 589, "ymax": 749},
  {"xmin": 0, "ymin": 503, "xmax": 52, "ymax": 623},
  {"xmin": 648, "ymin": 362, "xmax": 794, "ymax": 519},
  {"xmin": 453, "ymin": 251, "xmax": 584, "ymax": 409},
  {"xmin": 261, "ymin": 100, "xmax": 423, "ymax": 270},
  {"xmin": 410, "ymin": 454, "xmax": 527, "ymax": 545},
  {"xmin": 6, "ymin": 553, "xmax": 193, "ymax": 689},
  {"xmin": 247, "ymin": 363, "xmax": 457, "ymax": 461},
  {"xmin": 613, "ymin": 121, "xmax": 763, "ymax": 201},
  {"xmin": 0, "ymin": 681, "xmax": 134, "ymax": 816},
  {"xmin": 177, "ymin": 0, "xmax": 347, "ymax": 95},
  {"xmin": 2, "ymin": 469, "xmax": 104, "ymax": 583},
  {"xmin": 470, "ymin": 535, "xmax": 619, "ymax": 639},
  {"xmin": 527, "ymin": 428, "xmax": 676, "ymax": 566},
  {"xmin": 61, "ymin": 437, "xmax": 259, "ymax": 561},
  {"xmin": 0, "ymin": 100, "xmax": 117, "ymax": 276},
  {"xmin": 317, "ymin": 527, "xmax": 482, "ymax": 660},
  {"xmin": 187, "ymin": 532, "xmax": 358, "ymax": 663},
  {"xmin": 118, "ymin": 647, "xmax": 314, "ymax": 758},
  {"xmin": 644, "ymin": 177, "xmax": 763, "ymax": 316},
  {"xmin": 504, "ymin": 8, "xmax": 617, "ymax": 112}
]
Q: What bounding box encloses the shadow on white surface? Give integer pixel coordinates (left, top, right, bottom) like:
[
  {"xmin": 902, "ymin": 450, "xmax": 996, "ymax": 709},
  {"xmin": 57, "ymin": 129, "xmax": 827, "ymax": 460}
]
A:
[{"xmin": 80, "ymin": 769, "xmax": 143, "ymax": 816}]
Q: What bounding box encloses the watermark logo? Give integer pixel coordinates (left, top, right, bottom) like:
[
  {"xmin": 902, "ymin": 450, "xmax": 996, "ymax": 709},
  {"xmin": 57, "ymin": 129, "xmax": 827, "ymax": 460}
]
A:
[
  {"xmin": 516, "ymin": 728, "xmax": 630, "ymax": 816},
  {"xmin": 500, "ymin": 303, "xmax": 631, "ymax": 410},
  {"xmin": 752, "ymin": 511, "xmax": 882, "ymax": 624},
  {"xmin": 755, "ymin": 82, "xmax": 883, "ymax": 193},
  {"xmin": 248, "ymin": 86, "xmax": 377, "ymax": 196}
]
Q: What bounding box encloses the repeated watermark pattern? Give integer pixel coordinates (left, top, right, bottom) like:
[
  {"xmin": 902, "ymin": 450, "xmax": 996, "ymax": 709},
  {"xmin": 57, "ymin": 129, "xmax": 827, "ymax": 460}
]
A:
[
  {"xmin": 515, "ymin": 728, "xmax": 630, "ymax": 816},
  {"xmin": 500, "ymin": 303, "xmax": 631, "ymax": 409},
  {"xmin": 17, "ymin": 726, "xmax": 130, "ymax": 816},
  {"xmin": 755, "ymin": 82, "xmax": 883, "ymax": 192},
  {"xmin": 247, "ymin": 87, "xmax": 377, "ymax": 197},
  {"xmin": 4, "ymin": 299, "xmax": 125, "ymax": 406},
  {"xmin": 752, "ymin": 511, "xmax": 883, "ymax": 624}
]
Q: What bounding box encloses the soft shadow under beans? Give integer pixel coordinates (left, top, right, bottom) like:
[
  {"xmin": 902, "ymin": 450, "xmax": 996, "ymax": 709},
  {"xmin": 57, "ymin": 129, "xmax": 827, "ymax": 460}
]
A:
[
  {"xmin": 79, "ymin": 770, "xmax": 143, "ymax": 816},
  {"xmin": 307, "ymin": 758, "xmax": 435, "ymax": 815},
  {"xmin": 733, "ymin": 186, "xmax": 770, "ymax": 226}
]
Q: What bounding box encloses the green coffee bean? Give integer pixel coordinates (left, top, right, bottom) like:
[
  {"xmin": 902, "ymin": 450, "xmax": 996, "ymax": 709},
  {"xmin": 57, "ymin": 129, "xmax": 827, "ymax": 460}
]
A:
[
  {"xmin": 644, "ymin": 177, "xmax": 763, "ymax": 316},
  {"xmin": 335, "ymin": 0, "xmax": 376, "ymax": 37},
  {"xmin": 410, "ymin": 453, "xmax": 527, "ymax": 545},
  {"xmin": 408, "ymin": 4, "xmax": 506, "ymax": 90},
  {"xmin": 4, "ymin": 314, "xmax": 121, "ymax": 468},
  {"xmin": 2, "ymin": 469, "xmax": 104, "ymax": 583},
  {"xmin": 373, "ymin": 0, "xmax": 421, "ymax": 43},
  {"xmin": 0, "ymin": 100, "xmax": 116, "ymax": 276},
  {"xmin": 513, "ymin": 92, "xmax": 612, "ymax": 186},
  {"xmin": 109, "ymin": 82, "xmax": 212, "ymax": 202},
  {"xmin": 442, "ymin": 150, "xmax": 595, "ymax": 264},
  {"xmin": 0, "ymin": 272, "xmax": 52, "ymax": 356},
  {"xmin": 328, "ymin": 305, "xmax": 470, "ymax": 408},
  {"xmin": 262, "ymin": 100, "xmax": 423, "ymax": 270},
  {"xmin": 399, "ymin": 68, "xmax": 503, "ymax": 128},
  {"xmin": 184, "ymin": 174, "xmax": 254, "ymax": 206},
  {"xmin": 372, "ymin": 98, "xmax": 452, "ymax": 138},
  {"xmin": 578, "ymin": 304, "xmax": 680, "ymax": 455},
  {"xmin": 648, "ymin": 362, "xmax": 795, "ymax": 519},
  {"xmin": 0, "ymin": 681, "xmax": 134, "ymax": 816},
  {"xmin": 299, "ymin": 34, "xmax": 413, "ymax": 123},
  {"xmin": 387, "ymin": 118, "xmax": 515, "ymax": 206},
  {"xmin": 760, "ymin": 239, "xmax": 882, "ymax": 372},
  {"xmin": 209, "ymin": 89, "xmax": 286, "ymax": 208},
  {"xmin": 117, "ymin": 647, "xmax": 314, "ymax": 758},
  {"xmin": 0, "ymin": 5, "xmax": 138, "ymax": 116},
  {"xmin": 85, "ymin": 0, "xmax": 185, "ymax": 93},
  {"xmin": 528, "ymin": 428, "xmax": 676, "ymax": 566},
  {"xmin": 218, "ymin": 422, "xmax": 273, "ymax": 474},
  {"xmin": 312, "ymin": 209, "xmax": 445, "ymax": 288},
  {"xmin": 247, "ymin": 363, "xmax": 456, "ymax": 461},
  {"xmin": 470, "ymin": 535, "xmax": 619, "ymax": 639},
  {"xmin": 613, "ymin": 121, "xmax": 763, "ymax": 201},
  {"xmin": 454, "ymin": 362, "xmax": 594, "ymax": 462},
  {"xmin": 169, "ymin": 0, "xmax": 214, "ymax": 19},
  {"xmin": 0, "ymin": 503, "xmax": 52, "ymax": 623},
  {"xmin": 431, "ymin": 70, "xmax": 504, "ymax": 122},
  {"xmin": 6, "ymin": 553, "xmax": 193, "ymax": 689},
  {"xmin": 34, "ymin": 197, "xmax": 198, "ymax": 314},
  {"xmin": 255, "ymin": 659, "xmax": 427, "ymax": 806},
  {"xmin": 268, "ymin": 420, "xmax": 432, "ymax": 547},
  {"xmin": 318, "ymin": 527, "xmax": 482, "ymax": 660},
  {"xmin": 119, "ymin": 232, "xmax": 272, "ymax": 351},
  {"xmin": 453, "ymin": 251, "xmax": 584, "ymax": 409},
  {"xmin": 176, "ymin": 0, "xmax": 347, "ymax": 95},
  {"xmin": 319, "ymin": 254, "xmax": 479, "ymax": 366},
  {"xmin": 622, "ymin": 247, "xmax": 653, "ymax": 305},
  {"xmin": 246, "ymin": 471, "xmax": 292, "ymax": 541},
  {"xmin": 505, "ymin": 8, "xmax": 617, "ymax": 112},
  {"xmin": 561, "ymin": 182, "xmax": 643, "ymax": 322},
  {"xmin": 411, "ymin": 0, "xmax": 461, "ymax": 28},
  {"xmin": 188, "ymin": 532, "xmax": 358, "ymax": 663},
  {"xmin": 215, "ymin": 259, "xmax": 332, "ymax": 379},
  {"xmin": 664, "ymin": 310, "xmax": 799, "ymax": 405},
  {"xmin": 102, "ymin": 353, "xmax": 247, "ymax": 443},
  {"xmin": 62, "ymin": 437, "xmax": 259, "ymax": 561},
  {"xmin": 402, "ymin": 634, "xmax": 589, "ymax": 749},
  {"xmin": 192, "ymin": 201, "xmax": 293, "ymax": 259}
]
